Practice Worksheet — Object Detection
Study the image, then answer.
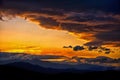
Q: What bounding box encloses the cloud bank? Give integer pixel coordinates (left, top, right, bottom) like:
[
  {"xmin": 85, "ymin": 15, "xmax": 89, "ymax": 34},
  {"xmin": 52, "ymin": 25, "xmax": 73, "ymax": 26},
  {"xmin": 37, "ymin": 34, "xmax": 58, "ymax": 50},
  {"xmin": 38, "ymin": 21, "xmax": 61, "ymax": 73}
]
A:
[
  {"xmin": 0, "ymin": 52, "xmax": 120, "ymax": 71},
  {"xmin": 0, "ymin": 52, "xmax": 120, "ymax": 67},
  {"xmin": 0, "ymin": 0, "xmax": 120, "ymax": 48}
]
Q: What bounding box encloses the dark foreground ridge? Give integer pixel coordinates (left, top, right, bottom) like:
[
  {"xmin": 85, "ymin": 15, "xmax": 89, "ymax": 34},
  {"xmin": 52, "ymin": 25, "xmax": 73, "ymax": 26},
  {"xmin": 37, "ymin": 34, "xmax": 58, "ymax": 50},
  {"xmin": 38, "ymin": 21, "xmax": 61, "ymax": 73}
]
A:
[{"xmin": 0, "ymin": 62, "xmax": 120, "ymax": 80}]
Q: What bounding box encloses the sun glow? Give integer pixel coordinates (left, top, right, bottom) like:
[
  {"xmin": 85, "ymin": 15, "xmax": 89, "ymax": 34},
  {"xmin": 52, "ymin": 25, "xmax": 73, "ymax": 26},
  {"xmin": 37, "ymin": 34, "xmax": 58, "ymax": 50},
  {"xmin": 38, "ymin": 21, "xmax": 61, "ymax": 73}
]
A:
[
  {"xmin": 0, "ymin": 17, "xmax": 120, "ymax": 59},
  {"xmin": 2, "ymin": 48, "xmax": 42, "ymax": 54},
  {"xmin": 4, "ymin": 49, "xmax": 25, "ymax": 53}
]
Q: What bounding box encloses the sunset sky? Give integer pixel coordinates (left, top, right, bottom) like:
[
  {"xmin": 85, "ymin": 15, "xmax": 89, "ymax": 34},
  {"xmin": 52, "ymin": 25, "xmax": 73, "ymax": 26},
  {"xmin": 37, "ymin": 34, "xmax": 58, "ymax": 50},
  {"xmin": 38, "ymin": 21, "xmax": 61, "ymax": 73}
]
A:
[{"xmin": 0, "ymin": 0, "xmax": 120, "ymax": 62}]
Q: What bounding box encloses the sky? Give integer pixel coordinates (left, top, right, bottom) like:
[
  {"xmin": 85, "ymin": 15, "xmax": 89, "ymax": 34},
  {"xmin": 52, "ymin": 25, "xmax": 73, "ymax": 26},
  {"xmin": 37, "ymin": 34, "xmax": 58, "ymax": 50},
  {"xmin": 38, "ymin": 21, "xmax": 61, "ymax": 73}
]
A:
[{"xmin": 0, "ymin": 0, "xmax": 120, "ymax": 64}]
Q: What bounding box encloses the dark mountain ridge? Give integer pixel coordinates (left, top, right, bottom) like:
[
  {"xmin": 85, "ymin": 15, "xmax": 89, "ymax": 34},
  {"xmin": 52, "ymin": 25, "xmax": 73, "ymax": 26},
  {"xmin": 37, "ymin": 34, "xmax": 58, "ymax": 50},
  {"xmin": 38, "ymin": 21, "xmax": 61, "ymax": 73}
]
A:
[{"xmin": 0, "ymin": 62, "xmax": 120, "ymax": 80}]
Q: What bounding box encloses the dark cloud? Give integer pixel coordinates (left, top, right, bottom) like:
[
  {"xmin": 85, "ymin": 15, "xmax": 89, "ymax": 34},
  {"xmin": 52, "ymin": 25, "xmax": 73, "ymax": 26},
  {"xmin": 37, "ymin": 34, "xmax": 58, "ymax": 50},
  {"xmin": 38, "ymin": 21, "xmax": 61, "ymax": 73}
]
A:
[
  {"xmin": 96, "ymin": 30, "xmax": 120, "ymax": 42},
  {"xmin": 71, "ymin": 56, "xmax": 120, "ymax": 64},
  {"xmin": 105, "ymin": 51, "xmax": 110, "ymax": 54},
  {"xmin": 115, "ymin": 44, "xmax": 120, "ymax": 47},
  {"xmin": 4, "ymin": 0, "xmax": 118, "ymax": 13},
  {"xmin": 63, "ymin": 45, "xmax": 112, "ymax": 54},
  {"xmin": 84, "ymin": 41, "xmax": 103, "ymax": 47},
  {"xmin": 1, "ymin": 52, "xmax": 120, "ymax": 70},
  {"xmin": 88, "ymin": 46, "xmax": 98, "ymax": 51},
  {"xmin": 73, "ymin": 46, "xmax": 85, "ymax": 51},
  {"xmin": 63, "ymin": 45, "xmax": 72, "ymax": 48},
  {"xmin": 87, "ymin": 46, "xmax": 112, "ymax": 54},
  {"xmin": 37, "ymin": 17, "xmax": 59, "ymax": 28},
  {"xmin": 0, "ymin": 0, "xmax": 120, "ymax": 47},
  {"xmin": 0, "ymin": 17, "xmax": 4, "ymax": 21},
  {"xmin": 99, "ymin": 47, "xmax": 111, "ymax": 54},
  {"xmin": 94, "ymin": 56, "xmax": 120, "ymax": 63},
  {"xmin": 100, "ymin": 47, "xmax": 110, "ymax": 51},
  {"xmin": 34, "ymin": 55, "xmax": 66, "ymax": 59},
  {"xmin": 91, "ymin": 24, "xmax": 120, "ymax": 32},
  {"xmin": 64, "ymin": 13, "xmax": 120, "ymax": 23},
  {"xmin": 61, "ymin": 23, "xmax": 92, "ymax": 33},
  {"xmin": 84, "ymin": 29, "xmax": 120, "ymax": 47},
  {"xmin": 0, "ymin": 52, "xmax": 66, "ymax": 62}
]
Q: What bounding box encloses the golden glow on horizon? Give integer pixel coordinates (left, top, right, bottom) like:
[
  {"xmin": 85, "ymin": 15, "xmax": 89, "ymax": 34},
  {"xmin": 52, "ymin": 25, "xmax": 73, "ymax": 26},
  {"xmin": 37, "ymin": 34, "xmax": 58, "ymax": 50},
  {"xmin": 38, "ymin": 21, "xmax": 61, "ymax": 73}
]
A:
[
  {"xmin": 5, "ymin": 49, "xmax": 25, "ymax": 53},
  {"xmin": 0, "ymin": 17, "xmax": 120, "ymax": 59},
  {"xmin": 41, "ymin": 59, "xmax": 66, "ymax": 62}
]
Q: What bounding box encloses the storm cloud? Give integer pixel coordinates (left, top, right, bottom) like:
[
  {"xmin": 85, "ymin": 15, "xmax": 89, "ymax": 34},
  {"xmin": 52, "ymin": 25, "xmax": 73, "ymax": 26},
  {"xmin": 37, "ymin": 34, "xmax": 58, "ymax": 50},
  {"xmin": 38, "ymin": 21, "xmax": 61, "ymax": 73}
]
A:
[{"xmin": 0, "ymin": 0, "xmax": 120, "ymax": 47}]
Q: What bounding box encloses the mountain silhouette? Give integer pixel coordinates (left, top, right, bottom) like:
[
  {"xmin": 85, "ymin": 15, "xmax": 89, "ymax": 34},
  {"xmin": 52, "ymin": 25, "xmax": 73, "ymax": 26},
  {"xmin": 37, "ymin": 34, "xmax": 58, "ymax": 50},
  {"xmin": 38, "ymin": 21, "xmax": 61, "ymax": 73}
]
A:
[{"xmin": 0, "ymin": 62, "xmax": 120, "ymax": 80}]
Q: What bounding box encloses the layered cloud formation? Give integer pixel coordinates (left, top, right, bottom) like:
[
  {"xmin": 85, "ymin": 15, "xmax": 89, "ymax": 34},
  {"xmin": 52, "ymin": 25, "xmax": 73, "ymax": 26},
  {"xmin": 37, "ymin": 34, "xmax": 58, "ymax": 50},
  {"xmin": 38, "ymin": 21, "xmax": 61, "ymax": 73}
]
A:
[
  {"xmin": 0, "ymin": 52, "xmax": 120, "ymax": 70},
  {"xmin": 0, "ymin": 0, "xmax": 120, "ymax": 47}
]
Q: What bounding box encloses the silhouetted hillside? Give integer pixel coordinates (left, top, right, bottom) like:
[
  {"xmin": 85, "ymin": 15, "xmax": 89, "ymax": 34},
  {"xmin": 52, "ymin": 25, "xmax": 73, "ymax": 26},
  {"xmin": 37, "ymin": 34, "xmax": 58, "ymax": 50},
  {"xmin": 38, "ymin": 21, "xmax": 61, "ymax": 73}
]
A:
[
  {"xmin": 0, "ymin": 62, "xmax": 99, "ymax": 74},
  {"xmin": 0, "ymin": 62, "xmax": 120, "ymax": 80}
]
